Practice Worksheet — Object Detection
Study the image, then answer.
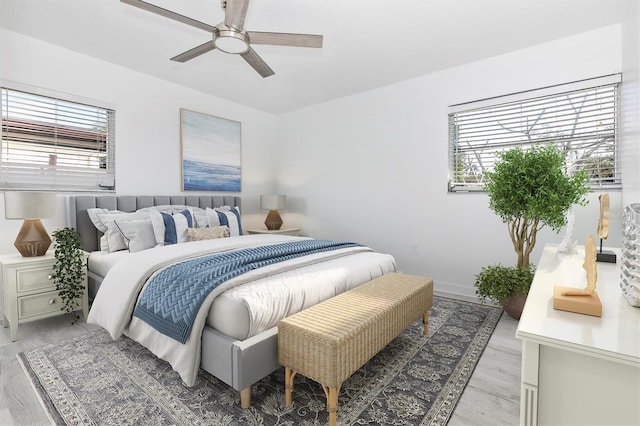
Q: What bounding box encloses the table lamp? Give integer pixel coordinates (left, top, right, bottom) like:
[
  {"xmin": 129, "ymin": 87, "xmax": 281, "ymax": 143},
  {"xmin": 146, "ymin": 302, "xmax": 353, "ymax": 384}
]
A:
[
  {"xmin": 261, "ymin": 195, "xmax": 286, "ymax": 230},
  {"xmin": 4, "ymin": 191, "xmax": 57, "ymax": 257}
]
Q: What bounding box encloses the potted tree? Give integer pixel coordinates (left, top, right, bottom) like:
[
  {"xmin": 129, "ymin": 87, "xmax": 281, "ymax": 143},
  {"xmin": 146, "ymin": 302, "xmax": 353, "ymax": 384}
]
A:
[
  {"xmin": 51, "ymin": 227, "xmax": 86, "ymax": 321},
  {"xmin": 475, "ymin": 144, "xmax": 589, "ymax": 319}
]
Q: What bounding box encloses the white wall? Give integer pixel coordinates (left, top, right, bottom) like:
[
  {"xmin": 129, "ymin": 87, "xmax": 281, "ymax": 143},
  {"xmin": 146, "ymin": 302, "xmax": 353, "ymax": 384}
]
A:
[
  {"xmin": 0, "ymin": 28, "xmax": 279, "ymax": 254},
  {"xmin": 1, "ymin": 24, "xmax": 635, "ymax": 299},
  {"xmin": 277, "ymin": 25, "xmax": 625, "ymax": 298},
  {"xmin": 621, "ymin": 0, "xmax": 640, "ymax": 208}
]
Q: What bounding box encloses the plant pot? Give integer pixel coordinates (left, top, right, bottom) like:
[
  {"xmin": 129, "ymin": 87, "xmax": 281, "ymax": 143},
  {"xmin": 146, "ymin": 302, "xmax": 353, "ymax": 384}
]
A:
[{"xmin": 500, "ymin": 293, "xmax": 527, "ymax": 320}]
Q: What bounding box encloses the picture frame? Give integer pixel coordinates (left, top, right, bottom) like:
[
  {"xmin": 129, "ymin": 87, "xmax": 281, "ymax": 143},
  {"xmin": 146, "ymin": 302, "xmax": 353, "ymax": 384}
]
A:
[{"xmin": 180, "ymin": 108, "xmax": 242, "ymax": 192}]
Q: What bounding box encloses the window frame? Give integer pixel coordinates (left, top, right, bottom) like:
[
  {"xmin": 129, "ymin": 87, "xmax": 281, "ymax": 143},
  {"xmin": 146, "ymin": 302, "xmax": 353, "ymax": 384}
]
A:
[
  {"xmin": 448, "ymin": 74, "xmax": 621, "ymax": 193},
  {"xmin": 1, "ymin": 81, "xmax": 116, "ymax": 192}
]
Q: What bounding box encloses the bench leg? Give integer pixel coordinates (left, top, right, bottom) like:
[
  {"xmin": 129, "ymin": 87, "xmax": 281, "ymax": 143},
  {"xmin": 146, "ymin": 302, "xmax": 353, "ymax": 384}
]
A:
[
  {"xmin": 322, "ymin": 383, "xmax": 341, "ymax": 426},
  {"xmin": 285, "ymin": 367, "xmax": 297, "ymax": 407},
  {"xmin": 240, "ymin": 386, "xmax": 252, "ymax": 408},
  {"xmin": 423, "ymin": 311, "xmax": 429, "ymax": 335}
]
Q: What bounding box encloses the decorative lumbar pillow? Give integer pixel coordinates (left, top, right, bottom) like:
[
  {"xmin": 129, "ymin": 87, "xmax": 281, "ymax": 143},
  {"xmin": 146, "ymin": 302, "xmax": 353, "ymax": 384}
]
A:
[
  {"xmin": 114, "ymin": 219, "xmax": 157, "ymax": 253},
  {"xmin": 161, "ymin": 210, "xmax": 194, "ymax": 245},
  {"xmin": 187, "ymin": 226, "xmax": 230, "ymax": 242},
  {"xmin": 206, "ymin": 206, "xmax": 243, "ymax": 236}
]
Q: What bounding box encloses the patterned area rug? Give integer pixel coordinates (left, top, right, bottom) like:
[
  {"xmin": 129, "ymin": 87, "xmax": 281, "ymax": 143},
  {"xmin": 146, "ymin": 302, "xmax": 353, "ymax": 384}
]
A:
[{"xmin": 18, "ymin": 297, "xmax": 502, "ymax": 426}]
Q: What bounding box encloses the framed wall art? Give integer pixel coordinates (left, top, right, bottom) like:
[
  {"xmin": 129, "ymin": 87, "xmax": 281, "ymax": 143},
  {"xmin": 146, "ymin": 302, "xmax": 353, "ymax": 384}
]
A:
[{"xmin": 180, "ymin": 108, "xmax": 242, "ymax": 192}]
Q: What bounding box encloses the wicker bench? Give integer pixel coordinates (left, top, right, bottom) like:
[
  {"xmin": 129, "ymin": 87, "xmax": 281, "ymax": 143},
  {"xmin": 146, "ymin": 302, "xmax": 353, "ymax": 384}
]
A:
[{"xmin": 277, "ymin": 272, "xmax": 434, "ymax": 426}]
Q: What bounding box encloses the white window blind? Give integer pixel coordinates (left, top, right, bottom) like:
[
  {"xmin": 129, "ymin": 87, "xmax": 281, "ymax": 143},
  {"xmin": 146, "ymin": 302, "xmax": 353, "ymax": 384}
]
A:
[
  {"xmin": 1, "ymin": 87, "xmax": 115, "ymax": 191},
  {"xmin": 448, "ymin": 75, "xmax": 621, "ymax": 192}
]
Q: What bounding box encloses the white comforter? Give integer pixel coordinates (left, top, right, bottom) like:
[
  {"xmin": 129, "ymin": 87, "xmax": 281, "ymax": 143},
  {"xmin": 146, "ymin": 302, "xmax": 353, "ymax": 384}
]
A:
[{"xmin": 87, "ymin": 234, "xmax": 389, "ymax": 386}]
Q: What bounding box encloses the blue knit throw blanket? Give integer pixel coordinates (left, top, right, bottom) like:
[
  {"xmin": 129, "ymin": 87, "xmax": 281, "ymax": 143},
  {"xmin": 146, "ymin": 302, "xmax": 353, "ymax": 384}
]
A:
[{"xmin": 133, "ymin": 239, "xmax": 361, "ymax": 343}]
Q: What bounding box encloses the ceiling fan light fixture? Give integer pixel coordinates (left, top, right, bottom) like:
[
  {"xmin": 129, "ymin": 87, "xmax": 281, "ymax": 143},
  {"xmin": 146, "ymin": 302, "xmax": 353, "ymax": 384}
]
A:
[
  {"xmin": 120, "ymin": 0, "xmax": 323, "ymax": 76},
  {"xmin": 214, "ymin": 30, "xmax": 249, "ymax": 54}
]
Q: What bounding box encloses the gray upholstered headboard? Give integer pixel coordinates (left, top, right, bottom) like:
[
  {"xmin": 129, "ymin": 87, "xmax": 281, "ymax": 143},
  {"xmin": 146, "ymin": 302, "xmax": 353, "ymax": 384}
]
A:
[{"xmin": 66, "ymin": 195, "xmax": 242, "ymax": 252}]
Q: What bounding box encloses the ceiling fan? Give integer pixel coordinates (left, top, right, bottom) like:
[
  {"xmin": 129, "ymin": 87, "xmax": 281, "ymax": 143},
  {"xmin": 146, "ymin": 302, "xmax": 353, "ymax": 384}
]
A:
[{"xmin": 121, "ymin": 0, "xmax": 323, "ymax": 78}]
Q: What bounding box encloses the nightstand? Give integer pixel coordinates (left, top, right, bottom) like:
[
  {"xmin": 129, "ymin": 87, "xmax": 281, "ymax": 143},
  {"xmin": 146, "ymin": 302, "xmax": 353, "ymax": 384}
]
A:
[
  {"xmin": 247, "ymin": 228, "xmax": 302, "ymax": 236},
  {"xmin": 1, "ymin": 251, "xmax": 89, "ymax": 341}
]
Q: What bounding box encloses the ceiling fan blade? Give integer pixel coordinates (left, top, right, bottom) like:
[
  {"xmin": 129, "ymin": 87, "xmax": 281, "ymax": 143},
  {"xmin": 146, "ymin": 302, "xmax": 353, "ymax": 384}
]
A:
[
  {"xmin": 224, "ymin": 0, "xmax": 250, "ymax": 31},
  {"xmin": 171, "ymin": 41, "xmax": 216, "ymax": 62},
  {"xmin": 248, "ymin": 31, "xmax": 323, "ymax": 48},
  {"xmin": 121, "ymin": 0, "xmax": 215, "ymax": 32},
  {"xmin": 241, "ymin": 48, "xmax": 274, "ymax": 78}
]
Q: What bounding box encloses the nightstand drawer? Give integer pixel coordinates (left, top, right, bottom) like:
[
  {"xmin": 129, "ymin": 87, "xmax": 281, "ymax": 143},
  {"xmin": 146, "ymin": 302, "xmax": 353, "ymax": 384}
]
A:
[
  {"xmin": 16, "ymin": 265, "xmax": 55, "ymax": 294},
  {"xmin": 18, "ymin": 290, "xmax": 62, "ymax": 319}
]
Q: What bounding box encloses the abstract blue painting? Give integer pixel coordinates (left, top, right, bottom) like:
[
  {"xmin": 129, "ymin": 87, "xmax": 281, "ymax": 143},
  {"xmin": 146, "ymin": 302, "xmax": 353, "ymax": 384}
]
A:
[{"xmin": 181, "ymin": 109, "xmax": 241, "ymax": 192}]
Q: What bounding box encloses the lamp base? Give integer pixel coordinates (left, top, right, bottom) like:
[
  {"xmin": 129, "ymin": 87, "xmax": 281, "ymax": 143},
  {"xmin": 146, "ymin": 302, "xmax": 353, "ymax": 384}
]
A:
[
  {"xmin": 264, "ymin": 210, "xmax": 283, "ymax": 231},
  {"xmin": 14, "ymin": 219, "xmax": 51, "ymax": 257}
]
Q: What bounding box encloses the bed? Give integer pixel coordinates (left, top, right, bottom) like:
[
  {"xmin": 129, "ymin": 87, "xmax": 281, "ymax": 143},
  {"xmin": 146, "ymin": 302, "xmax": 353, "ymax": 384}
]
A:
[{"xmin": 66, "ymin": 195, "xmax": 396, "ymax": 407}]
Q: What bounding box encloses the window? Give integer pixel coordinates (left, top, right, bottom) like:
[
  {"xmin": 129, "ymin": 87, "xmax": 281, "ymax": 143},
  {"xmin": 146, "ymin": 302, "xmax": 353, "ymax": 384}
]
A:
[
  {"xmin": 1, "ymin": 85, "xmax": 115, "ymax": 191},
  {"xmin": 448, "ymin": 74, "xmax": 620, "ymax": 192}
]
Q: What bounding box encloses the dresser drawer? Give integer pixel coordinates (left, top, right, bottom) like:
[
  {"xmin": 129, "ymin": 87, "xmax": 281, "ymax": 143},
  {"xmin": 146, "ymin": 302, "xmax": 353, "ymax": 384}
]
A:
[
  {"xmin": 16, "ymin": 265, "xmax": 55, "ymax": 294},
  {"xmin": 18, "ymin": 290, "xmax": 62, "ymax": 319}
]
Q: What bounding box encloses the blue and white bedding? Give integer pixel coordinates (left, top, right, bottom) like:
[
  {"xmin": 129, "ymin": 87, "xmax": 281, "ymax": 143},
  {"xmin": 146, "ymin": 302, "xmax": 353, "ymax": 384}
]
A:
[
  {"xmin": 87, "ymin": 234, "xmax": 396, "ymax": 386},
  {"xmin": 134, "ymin": 239, "xmax": 362, "ymax": 343}
]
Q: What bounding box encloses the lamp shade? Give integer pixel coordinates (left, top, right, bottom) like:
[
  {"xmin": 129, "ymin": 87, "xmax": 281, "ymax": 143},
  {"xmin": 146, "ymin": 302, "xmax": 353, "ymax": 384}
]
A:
[
  {"xmin": 5, "ymin": 191, "xmax": 56, "ymax": 219},
  {"xmin": 261, "ymin": 195, "xmax": 287, "ymax": 211}
]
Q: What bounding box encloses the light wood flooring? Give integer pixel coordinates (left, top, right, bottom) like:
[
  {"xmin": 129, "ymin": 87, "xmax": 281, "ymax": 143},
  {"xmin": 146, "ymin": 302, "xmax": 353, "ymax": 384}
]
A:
[{"xmin": 0, "ymin": 304, "xmax": 521, "ymax": 426}]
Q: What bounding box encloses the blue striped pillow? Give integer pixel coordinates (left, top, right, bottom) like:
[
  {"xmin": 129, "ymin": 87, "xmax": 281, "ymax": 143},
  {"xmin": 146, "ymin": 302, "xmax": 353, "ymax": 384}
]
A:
[
  {"xmin": 161, "ymin": 209, "xmax": 193, "ymax": 245},
  {"xmin": 206, "ymin": 206, "xmax": 242, "ymax": 236}
]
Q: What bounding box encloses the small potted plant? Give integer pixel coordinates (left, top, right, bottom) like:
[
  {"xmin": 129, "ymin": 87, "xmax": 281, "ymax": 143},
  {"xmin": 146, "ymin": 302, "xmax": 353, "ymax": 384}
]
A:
[
  {"xmin": 51, "ymin": 227, "xmax": 86, "ymax": 320},
  {"xmin": 476, "ymin": 144, "xmax": 589, "ymax": 319},
  {"xmin": 475, "ymin": 264, "xmax": 535, "ymax": 319}
]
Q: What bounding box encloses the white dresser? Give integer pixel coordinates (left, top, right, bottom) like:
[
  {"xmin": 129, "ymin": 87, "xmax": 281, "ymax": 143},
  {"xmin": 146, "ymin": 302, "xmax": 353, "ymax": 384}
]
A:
[{"xmin": 516, "ymin": 244, "xmax": 640, "ymax": 426}]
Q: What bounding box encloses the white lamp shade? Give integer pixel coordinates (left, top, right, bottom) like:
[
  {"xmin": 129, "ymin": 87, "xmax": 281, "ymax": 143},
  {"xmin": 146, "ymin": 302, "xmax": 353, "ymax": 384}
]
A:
[
  {"xmin": 4, "ymin": 191, "xmax": 57, "ymax": 219},
  {"xmin": 261, "ymin": 195, "xmax": 287, "ymax": 210}
]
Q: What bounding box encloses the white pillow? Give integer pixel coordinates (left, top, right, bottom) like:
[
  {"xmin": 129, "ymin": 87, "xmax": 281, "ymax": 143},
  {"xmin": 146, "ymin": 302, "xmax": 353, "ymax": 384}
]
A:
[
  {"xmin": 191, "ymin": 208, "xmax": 209, "ymax": 228},
  {"xmin": 104, "ymin": 222, "xmax": 128, "ymax": 252},
  {"xmin": 147, "ymin": 210, "xmax": 166, "ymax": 246},
  {"xmin": 138, "ymin": 205, "xmax": 198, "ymax": 214},
  {"xmin": 206, "ymin": 206, "xmax": 242, "ymax": 236},
  {"xmin": 96, "ymin": 211, "xmax": 150, "ymax": 252},
  {"xmin": 114, "ymin": 219, "xmax": 157, "ymax": 253},
  {"xmin": 87, "ymin": 208, "xmax": 120, "ymax": 233}
]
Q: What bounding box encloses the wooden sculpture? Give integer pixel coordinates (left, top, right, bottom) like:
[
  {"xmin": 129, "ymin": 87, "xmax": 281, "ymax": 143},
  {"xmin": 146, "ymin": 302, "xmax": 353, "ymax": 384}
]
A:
[
  {"xmin": 598, "ymin": 193, "xmax": 610, "ymax": 240},
  {"xmin": 553, "ymin": 235, "xmax": 603, "ymax": 317},
  {"xmin": 596, "ymin": 193, "xmax": 617, "ymax": 263}
]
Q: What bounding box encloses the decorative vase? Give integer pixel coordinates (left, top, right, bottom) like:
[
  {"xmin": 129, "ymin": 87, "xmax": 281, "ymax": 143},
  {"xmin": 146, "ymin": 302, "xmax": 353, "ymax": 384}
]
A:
[
  {"xmin": 557, "ymin": 207, "xmax": 577, "ymax": 254},
  {"xmin": 621, "ymin": 203, "xmax": 640, "ymax": 307},
  {"xmin": 500, "ymin": 293, "xmax": 527, "ymax": 320}
]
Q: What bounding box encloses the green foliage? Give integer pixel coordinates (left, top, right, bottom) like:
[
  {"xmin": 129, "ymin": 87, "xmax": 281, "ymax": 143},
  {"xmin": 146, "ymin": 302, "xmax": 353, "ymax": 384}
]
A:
[
  {"xmin": 474, "ymin": 264, "xmax": 535, "ymax": 304},
  {"xmin": 51, "ymin": 228, "xmax": 85, "ymax": 314},
  {"xmin": 484, "ymin": 144, "xmax": 589, "ymax": 267}
]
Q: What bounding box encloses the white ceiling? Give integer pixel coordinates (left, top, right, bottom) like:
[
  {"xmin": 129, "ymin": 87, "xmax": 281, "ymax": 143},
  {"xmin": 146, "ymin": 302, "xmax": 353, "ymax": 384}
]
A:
[{"xmin": 0, "ymin": 0, "xmax": 631, "ymax": 114}]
